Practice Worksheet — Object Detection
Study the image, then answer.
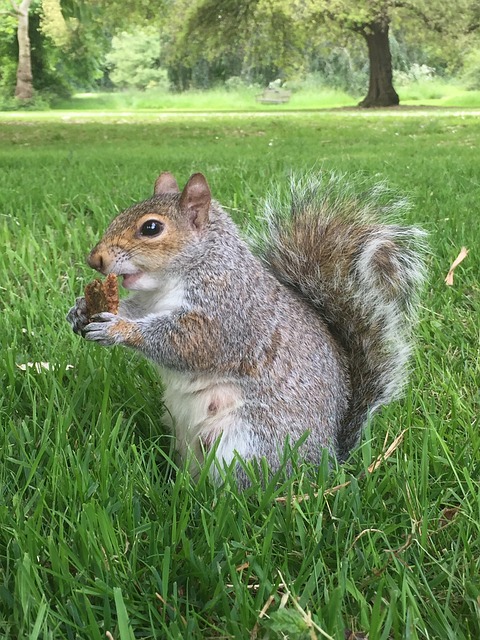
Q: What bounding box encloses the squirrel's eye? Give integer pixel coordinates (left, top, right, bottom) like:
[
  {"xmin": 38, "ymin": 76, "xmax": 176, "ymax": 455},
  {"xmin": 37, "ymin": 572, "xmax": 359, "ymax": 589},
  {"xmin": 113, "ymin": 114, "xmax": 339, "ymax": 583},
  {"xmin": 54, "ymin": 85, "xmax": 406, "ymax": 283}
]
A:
[{"xmin": 140, "ymin": 220, "xmax": 164, "ymax": 237}]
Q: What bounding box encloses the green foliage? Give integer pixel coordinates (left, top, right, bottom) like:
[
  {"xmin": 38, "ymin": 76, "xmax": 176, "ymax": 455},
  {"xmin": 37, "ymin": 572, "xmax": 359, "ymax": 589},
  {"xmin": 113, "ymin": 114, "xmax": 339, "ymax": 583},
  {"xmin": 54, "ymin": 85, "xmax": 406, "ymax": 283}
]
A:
[
  {"xmin": 0, "ymin": 111, "xmax": 479, "ymax": 638},
  {"xmin": 2, "ymin": 0, "xmax": 480, "ymax": 101},
  {"xmin": 165, "ymin": 0, "xmax": 480, "ymax": 99},
  {"xmin": 462, "ymin": 47, "xmax": 480, "ymax": 89},
  {"xmin": 50, "ymin": 85, "xmax": 358, "ymax": 111},
  {"xmin": 55, "ymin": 2, "xmax": 109, "ymax": 90},
  {"xmin": 0, "ymin": 0, "xmax": 109, "ymax": 100},
  {"xmin": 28, "ymin": 10, "xmax": 72, "ymax": 97},
  {"xmin": 0, "ymin": 93, "xmax": 52, "ymax": 110},
  {"xmin": 305, "ymin": 46, "xmax": 368, "ymax": 94},
  {"xmin": 0, "ymin": 7, "xmax": 17, "ymax": 91},
  {"xmin": 394, "ymin": 62, "xmax": 436, "ymax": 86},
  {"xmin": 163, "ymin": 0, "xmax": 309, "ymax": 89},
  {"xmin": 40, "ymin": 0, "xmax": 69, "ymax": 47},
  {"xmin": 268, "ymin": 608, "xmax": 316, "ymax": 638},
  {"xmin": 105, "ymin": 27, "xmax": 169, "ymax": 91}
]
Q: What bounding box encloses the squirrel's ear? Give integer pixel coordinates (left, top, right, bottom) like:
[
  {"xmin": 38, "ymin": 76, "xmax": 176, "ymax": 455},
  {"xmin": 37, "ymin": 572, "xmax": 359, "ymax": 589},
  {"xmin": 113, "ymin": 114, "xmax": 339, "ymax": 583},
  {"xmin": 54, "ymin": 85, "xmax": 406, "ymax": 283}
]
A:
[
  {"xmin": 154, "ymin": 172, "xmax": 180, "ymax": 195},
  {"xmin": 179, "ymin": 173, "xmax": 211, "ymax": 229}
]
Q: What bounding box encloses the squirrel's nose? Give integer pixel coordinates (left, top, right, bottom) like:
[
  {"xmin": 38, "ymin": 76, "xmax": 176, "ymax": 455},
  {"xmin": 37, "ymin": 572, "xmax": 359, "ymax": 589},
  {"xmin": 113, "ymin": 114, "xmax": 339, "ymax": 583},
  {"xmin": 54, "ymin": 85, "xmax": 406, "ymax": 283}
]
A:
[{"xmin": 87, "ymin": 247, "xmax": 105, "ymax": 273}]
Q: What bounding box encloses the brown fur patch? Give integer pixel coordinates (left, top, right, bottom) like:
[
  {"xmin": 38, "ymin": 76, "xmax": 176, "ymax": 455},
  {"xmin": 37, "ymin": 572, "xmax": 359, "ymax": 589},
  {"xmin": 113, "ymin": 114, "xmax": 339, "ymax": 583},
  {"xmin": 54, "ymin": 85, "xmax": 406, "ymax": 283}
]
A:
[
  {"xmin": 273, "ymin": 218, "xmax": 374, "ymax": 288},
  {"xmin": 171, "ymin": 312, "xmax": 223, "ymax": 369},
  {"xmin": 238, "ymin": 358, "xmax": 258, "ymax": 377},
  {"xmin": 263, "ymin": 327, "xmax": 281, "ymax": 367},
  {"xmin": 108, "ymin": 319, "xmax": 144, "ymax": 347},
  {"xmin": 372, "ymin": 241, "xmax": 400, "ymax": 293}
]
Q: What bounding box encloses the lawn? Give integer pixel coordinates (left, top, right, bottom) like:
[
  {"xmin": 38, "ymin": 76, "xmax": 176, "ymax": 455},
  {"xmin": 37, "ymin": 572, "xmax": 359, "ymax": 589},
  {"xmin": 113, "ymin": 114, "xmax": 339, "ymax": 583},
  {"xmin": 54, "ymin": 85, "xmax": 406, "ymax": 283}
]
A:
[
  {"xmin": 0, "ymin": 112, "xmax": 479, "ymax": 639},
  {"xmin": 47, "ymin": 82, "xmax": 480, "ymax": 112}
]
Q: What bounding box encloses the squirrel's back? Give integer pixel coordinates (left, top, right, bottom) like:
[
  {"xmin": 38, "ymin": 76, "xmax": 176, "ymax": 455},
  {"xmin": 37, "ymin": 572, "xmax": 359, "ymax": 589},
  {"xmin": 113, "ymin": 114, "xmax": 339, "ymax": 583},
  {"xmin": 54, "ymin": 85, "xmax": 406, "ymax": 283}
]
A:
[{"xmin": 255, "ymin": 172, "xmax": 426, "ymax": 460}]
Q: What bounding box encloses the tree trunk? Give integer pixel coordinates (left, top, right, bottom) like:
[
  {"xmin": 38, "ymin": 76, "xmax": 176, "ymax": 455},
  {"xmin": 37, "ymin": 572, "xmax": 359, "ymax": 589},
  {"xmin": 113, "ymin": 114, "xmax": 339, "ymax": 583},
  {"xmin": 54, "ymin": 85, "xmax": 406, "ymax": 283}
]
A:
[
  {"xmin": 14, "ymin": 0, "xmax": 34, "ymax": 101},
  {"xmin": 358, "ymin": 21, "xmax": 399, "ymax": 108}
]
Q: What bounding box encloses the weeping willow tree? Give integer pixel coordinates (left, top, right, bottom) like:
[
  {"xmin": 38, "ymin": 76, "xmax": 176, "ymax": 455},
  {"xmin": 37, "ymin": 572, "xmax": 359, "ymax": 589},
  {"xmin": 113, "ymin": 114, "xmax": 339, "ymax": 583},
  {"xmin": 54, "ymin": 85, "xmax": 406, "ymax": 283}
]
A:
[{"xmin": 172, "ymin": 0, "xmax": 479, "ymax": 107}]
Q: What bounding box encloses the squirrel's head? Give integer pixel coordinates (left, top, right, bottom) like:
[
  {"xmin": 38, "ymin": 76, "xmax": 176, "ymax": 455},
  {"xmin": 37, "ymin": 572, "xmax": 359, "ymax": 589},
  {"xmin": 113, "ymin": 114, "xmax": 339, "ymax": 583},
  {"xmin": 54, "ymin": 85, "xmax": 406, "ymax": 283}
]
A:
[{"xmin": 88, "ymin": 172, "xmax": 211, "ymax": 290}]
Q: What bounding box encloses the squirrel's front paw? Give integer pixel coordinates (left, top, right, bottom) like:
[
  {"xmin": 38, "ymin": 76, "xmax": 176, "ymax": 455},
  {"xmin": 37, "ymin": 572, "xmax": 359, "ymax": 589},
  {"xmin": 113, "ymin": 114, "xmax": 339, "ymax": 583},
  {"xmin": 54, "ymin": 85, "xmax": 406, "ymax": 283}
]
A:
[
  {"xmin": 83, "ymin": 313, "xmax": 142, "ymax": 348},
  {"xmin": 67, "ymin": 297, "xmax": 89, "ymax": 335}
]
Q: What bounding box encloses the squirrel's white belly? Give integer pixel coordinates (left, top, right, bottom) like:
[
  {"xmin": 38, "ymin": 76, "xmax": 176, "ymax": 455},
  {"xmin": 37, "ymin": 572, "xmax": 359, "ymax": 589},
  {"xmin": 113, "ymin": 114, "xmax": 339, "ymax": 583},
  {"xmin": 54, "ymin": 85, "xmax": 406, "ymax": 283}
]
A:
[{"xmin": 158, "ymin": 367, "xmax": 248, "ymax": 472}]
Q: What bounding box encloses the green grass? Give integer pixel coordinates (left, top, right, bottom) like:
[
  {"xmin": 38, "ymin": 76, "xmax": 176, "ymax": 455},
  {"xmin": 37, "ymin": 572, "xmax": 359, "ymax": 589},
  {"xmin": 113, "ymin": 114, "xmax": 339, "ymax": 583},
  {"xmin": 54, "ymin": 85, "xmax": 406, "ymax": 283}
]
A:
[
  {"xmin": 0, "ymin": 113, "xmax": 479, "ymax": 639},
  {"xmin": 4, "ymin": 78, "xmax": 480, "ymax": 116},
  {"xmin": 51, "ymin": 86, "xmax": 358, "ymax": 112},
  {"xmin": 400, "ymin": 81, "xmax": 480, "ymax": 107},
  {"xmin": 45, "ymin": 80, "xmax": 480, "ymax": 113}
]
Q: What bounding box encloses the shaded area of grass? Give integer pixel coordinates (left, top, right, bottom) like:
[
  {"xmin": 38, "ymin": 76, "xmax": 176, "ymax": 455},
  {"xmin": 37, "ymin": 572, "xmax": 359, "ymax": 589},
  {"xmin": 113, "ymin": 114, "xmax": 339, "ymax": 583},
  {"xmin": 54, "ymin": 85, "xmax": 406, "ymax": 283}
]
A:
[
  {"xmin": 52, "ymin": 87, "xmax": 359, "ymax": 112},
  {"xmin": 396, "ymin": 79, "xmax": 480, "ymax": 106},
  {"xmin": 0, "ymin": 114, "xmax": 479, "ymax": 638},
  {"xmin": 46, "ymin": 81, "xmax": 480, "ymax": 113}
]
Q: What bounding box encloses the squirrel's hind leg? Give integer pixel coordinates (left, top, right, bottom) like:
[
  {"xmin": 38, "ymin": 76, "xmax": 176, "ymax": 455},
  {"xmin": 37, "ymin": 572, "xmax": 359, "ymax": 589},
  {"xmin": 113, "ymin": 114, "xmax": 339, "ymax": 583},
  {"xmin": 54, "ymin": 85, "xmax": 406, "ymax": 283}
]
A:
[{"xmin": 198, "ymin": 420, "xmax": 256, "ymax": 486}]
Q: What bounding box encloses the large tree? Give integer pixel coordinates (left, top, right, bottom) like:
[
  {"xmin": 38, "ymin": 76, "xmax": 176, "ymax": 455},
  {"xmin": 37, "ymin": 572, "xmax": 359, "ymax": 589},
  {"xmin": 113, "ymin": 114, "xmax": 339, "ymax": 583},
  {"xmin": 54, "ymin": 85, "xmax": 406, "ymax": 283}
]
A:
[
  {"xmin": 1, "ymin": 0, "xmax": 72, "ymax": 100},
  {"xmin": 321, "ymin": 2, "xmax": 401, "ymax": 107},
  {"xmin": 312, "ymin": 0, "xmax": 478, "ymax": 107},
  {"xmin": 2, "ymin": 0, "xmax": 34, "ymax": 99},
  {"xmin": 175, "ymin": 0, "xmax": 478, "ymax": 107},
  {"xmin": 0, "ymin": 0, "xmax": 124, "ymax": 100}
]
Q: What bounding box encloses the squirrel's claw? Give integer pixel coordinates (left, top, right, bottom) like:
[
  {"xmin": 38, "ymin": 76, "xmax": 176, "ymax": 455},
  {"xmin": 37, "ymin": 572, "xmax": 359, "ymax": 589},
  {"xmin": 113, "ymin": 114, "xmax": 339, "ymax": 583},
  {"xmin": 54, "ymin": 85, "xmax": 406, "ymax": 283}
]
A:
[
  {"xmin": 90, "ymin": 312, "xmax": 117, "ymax": 323},
  {"xmin": 83, "ymin": 313, "xmax": 120, "ymax": 346},
  {"xmin": 83, "ymin": 314, "xmax": 142, "ymax": 348},
  {"xmin": 67, "ymin": 297, "xmax": 89, "ymax": 335}
]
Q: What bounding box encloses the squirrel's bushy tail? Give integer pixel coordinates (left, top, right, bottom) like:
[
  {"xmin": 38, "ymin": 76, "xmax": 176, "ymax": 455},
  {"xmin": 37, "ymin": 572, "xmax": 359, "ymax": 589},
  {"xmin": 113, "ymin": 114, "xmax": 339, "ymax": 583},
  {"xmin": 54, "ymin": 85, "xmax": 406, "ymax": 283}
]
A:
[{"xmin": 255, "ymin": 172, "xmax": 427, "ymax": 460}]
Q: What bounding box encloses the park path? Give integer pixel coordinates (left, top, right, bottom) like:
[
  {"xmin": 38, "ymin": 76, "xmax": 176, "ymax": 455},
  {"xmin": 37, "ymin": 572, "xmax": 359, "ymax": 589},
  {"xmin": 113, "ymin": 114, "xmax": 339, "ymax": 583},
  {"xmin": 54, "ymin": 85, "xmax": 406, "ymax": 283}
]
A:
[{"xmin": 1, "ymin": 107, "xmax": 480, "ymax": 123}]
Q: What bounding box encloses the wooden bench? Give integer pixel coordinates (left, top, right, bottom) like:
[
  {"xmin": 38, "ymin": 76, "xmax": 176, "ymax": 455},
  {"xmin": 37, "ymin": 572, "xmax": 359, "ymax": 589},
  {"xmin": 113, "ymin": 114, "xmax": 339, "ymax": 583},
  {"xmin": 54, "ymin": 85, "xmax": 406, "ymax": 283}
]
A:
[{"xmin": 256, "ymin": 88, "xmax": 291, "ymax": 104}]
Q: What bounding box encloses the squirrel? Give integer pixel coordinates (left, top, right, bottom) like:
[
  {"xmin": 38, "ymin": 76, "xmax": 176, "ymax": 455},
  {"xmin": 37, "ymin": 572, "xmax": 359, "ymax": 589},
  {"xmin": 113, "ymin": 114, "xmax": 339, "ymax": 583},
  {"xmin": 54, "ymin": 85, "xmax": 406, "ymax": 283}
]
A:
[{"xmin": 67, "ymin": 171, "xmax": 426, "ymax": 485}]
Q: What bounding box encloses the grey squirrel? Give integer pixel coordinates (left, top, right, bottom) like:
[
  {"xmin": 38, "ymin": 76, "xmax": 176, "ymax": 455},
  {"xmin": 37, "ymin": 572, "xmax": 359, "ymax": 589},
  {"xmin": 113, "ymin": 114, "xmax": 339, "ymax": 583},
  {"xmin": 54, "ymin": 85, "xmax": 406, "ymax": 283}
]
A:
[{"xmin": 67, "ymin": 171, "xmax": 426, "ymax": 484}]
